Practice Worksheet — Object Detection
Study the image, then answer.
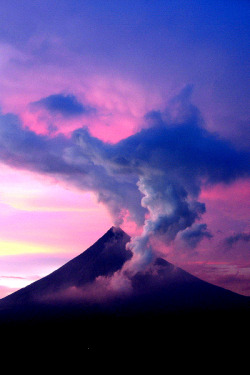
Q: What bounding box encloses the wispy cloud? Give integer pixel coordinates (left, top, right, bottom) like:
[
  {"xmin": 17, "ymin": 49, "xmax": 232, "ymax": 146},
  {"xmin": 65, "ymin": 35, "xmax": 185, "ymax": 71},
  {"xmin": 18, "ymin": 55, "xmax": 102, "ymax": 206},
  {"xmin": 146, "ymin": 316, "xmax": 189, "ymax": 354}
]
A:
[{"xmin": 224, "ymin": 232, "xmax": 250, "ymax": 248}]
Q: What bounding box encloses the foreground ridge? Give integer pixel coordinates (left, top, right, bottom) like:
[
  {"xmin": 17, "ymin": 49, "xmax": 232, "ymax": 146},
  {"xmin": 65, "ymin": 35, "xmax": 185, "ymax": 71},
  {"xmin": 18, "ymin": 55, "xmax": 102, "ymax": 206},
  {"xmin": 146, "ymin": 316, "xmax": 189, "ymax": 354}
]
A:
[{"xmin": 0, "ymin": 227, "xmax": 249, "ymax": 355}]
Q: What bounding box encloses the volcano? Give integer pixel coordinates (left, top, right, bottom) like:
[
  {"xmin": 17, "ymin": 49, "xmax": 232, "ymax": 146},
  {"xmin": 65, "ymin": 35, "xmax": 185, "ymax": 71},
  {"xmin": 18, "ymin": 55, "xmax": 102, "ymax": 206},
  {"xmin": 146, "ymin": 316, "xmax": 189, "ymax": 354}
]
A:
[
  {"xmin": 0, "ymin": 226, "xmax": 248, "ymax": 310},
  {"xmin": 0, "ymin": 227, "xmax": 249, "ymax": 354}
]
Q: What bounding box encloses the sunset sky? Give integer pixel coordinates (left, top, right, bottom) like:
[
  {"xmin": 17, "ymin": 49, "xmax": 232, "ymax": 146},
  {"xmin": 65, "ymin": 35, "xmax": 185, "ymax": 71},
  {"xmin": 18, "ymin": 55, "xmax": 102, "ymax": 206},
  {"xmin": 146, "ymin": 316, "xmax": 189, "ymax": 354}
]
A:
[{"xmin": 0, "ymin": 0, "xmax": 249, "ymax": 298}]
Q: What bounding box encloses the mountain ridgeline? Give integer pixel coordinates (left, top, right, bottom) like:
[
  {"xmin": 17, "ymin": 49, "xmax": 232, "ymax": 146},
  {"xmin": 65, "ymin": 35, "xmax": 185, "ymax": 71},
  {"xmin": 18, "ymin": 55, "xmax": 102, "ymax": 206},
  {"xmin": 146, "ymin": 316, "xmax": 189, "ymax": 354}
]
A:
[{"xmin": 0, "ymin": 226, "xmax": 248, "ymax": 311}]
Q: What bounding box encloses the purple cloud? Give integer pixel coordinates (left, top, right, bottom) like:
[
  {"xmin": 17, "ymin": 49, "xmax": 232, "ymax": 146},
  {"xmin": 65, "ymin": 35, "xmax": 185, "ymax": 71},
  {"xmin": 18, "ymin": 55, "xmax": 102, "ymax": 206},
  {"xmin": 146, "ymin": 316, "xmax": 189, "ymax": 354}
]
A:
[{"xmin": 31, "ymin": 93, "xmax": 96, "ymax": 117}]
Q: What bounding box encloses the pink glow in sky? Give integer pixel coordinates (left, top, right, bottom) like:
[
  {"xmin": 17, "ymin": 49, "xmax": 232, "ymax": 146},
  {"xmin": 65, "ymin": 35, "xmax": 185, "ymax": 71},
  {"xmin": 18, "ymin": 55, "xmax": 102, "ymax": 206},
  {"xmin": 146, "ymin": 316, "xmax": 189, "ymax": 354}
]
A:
[{"xmin": 0, "ymin": 163, "xmax": 113, "ymax": 297}]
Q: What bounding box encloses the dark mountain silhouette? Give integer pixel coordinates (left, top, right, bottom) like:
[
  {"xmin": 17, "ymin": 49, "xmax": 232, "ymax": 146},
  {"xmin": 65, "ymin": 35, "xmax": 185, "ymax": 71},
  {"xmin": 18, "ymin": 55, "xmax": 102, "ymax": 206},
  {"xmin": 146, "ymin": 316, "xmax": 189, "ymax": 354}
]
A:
[
  {"xmin": 0, "ymin": 226, "xmax": 249, "ymax": 356},
  {"xmin": 0, "ymin": 226, "xmax": 248, "ymax": 311}
]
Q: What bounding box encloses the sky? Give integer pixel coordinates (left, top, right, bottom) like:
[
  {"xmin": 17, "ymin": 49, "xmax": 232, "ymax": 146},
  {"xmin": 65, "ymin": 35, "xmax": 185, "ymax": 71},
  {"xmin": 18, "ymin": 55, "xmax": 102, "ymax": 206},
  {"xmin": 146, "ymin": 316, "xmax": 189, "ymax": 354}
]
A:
[{"xmin": 0, "ymin": 0, "xmax": 249, "ymax": 298}]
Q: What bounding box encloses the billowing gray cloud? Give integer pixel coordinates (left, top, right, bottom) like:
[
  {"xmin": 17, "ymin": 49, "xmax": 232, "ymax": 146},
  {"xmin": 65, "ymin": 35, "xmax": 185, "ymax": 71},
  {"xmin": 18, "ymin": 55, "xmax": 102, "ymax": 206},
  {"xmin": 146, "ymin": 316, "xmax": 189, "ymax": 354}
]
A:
[{"xmin": 0, "ymin": 92, "xmax": 249, "ymax": 268}]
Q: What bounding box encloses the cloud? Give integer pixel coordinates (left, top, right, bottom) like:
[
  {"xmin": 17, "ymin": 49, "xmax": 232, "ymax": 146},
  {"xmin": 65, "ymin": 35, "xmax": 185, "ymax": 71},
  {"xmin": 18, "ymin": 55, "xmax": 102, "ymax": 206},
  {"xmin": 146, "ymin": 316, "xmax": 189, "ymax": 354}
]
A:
[
  {"xmin": 224, "ymin": 232, "xmax": 250, "ymax": 248},
  {"xmin": 0, "ymin": 89, "xmax": 249, "ymax": 270},
  {"xmin": 31, "ymin": 93, "xmax": 96, "ymax": 117},
  {"xmin": 38, "ymin": 274, "xmax": 133, "ymax": 304},
  {"xmin": 178, "ymin": 224, "xmax": 213, "ymax": 249}
]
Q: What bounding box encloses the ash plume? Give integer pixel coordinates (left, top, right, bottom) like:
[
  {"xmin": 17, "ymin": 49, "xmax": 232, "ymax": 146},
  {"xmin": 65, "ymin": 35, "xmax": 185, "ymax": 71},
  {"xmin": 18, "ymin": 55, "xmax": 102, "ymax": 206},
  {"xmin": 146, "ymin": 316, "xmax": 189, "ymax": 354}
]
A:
[{"xmin": 0, "ymin": 88, "xmax": 249, "ymax": 274}]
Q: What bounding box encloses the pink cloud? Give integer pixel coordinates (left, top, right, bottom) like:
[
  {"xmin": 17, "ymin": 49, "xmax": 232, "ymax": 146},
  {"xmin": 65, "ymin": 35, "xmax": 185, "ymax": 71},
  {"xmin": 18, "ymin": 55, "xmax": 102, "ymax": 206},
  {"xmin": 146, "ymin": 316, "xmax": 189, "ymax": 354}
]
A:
[{"xmin": 0, "ymin": 41, "xmax": 163, "ymax": 144}]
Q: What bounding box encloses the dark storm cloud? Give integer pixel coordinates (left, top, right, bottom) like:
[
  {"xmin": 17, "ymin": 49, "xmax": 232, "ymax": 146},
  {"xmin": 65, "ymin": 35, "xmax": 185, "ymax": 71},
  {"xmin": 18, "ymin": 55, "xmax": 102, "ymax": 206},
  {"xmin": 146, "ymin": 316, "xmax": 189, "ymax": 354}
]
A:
[
  {"xmin": 0, "ymin": 93, "xmax": 249, "ymax": 260},
  {"xmin": 224, "ymin": 232, "xmax": 250, "ymax": 248},
  {"xmin": 31, "ymin": 94, "xmax": 96, "ymax": 117}
]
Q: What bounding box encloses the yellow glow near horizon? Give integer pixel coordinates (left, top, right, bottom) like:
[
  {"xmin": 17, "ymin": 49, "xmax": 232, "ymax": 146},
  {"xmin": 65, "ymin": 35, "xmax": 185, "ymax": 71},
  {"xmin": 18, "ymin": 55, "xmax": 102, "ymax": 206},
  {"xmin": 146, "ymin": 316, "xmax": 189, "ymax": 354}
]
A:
[
  {"xmin": 0, "ymin": 240, "xmax": 63, "ymax": 256},
  {"xmin": 0, "ymin": 201, "xmax": 98, "ymax": 212}
]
